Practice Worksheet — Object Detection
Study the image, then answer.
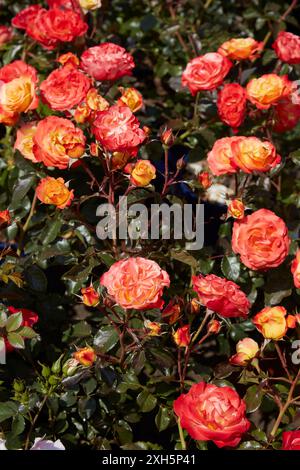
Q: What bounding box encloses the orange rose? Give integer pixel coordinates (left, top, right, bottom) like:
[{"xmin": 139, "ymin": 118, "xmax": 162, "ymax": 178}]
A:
[
  {"xmin": 130, "ymin": 160, "xmax": 156, "ymax": 187},
  {"xmin": 192, "ymin": 274, "xmax": 250, "ymax": 318},
  {"xmin": 81, "ymin": 286, "xmax": 100, "ymax": 307},
  {"xmin": 246, "ymin": 74, "xmax": 293, "ymax": 109},
  {"xmin": 291, "ymin": 250, "xmax": 300, "ymax": 289},
  {"xmin": 57, "ymin": 52, "xmax": 80, "ymax": 68},
  {"xmin": 272, "ymin": 31, "xmax": 300, "ymax": 65},
  {"xmin": 36, "ymin": 177, "xmax": 74, "ymax": 209},
  {"xmin": 231, "ymin": 137, "xmax": 281, "ymax": 173},
  {"xmin": 218, "ymin": 37, "xmax": 263, "ymax": 61},
  {"xmin": 174, "ymin": 382, "xmax": 250, "ymax": 448},
  {"xmin": 227, "ymin": 199, "xmax": 245, "ymax": 219},
  {"xmin": 0, "ymin": 209, "xmax": 11, "ymax": 228},
  {"xmin": 197, "ymin": 171, "xmax": 212, "ymax": 189},
  {"xmin": 230, "ymin": 337, "xmax": 259, "ymax": 366},
  {"xmin": 173, "ymin": 325, "xmax": 191, "ymax": 347},
  {"xmin": 207, "ymin": 319, "xmax": 221, "ymax": 334},
  {"xmin": 217, "ymin": 83, "xmax": 247, "ymax": 129},
  {"xmin": 232, "ymin": 209, "xmax": 290, "ymax": 270},
  {"xmin": 100, "ymin": 257, "xmax": 170, "ymax": 310},
  {"xmin": 117, "ymin": 87, "xmax": 143, "ymax": 113},
  {"xmin": 33, "ymin": 116, "xmax": 86, "ymax": 169},
  {"xmin": 0, "ymin": 60, "xmax": 38, "ymax": 124},
  {"xmin": 207, "ymin": 136, "xmax": 241, "ymax": 176},
  {"xmin": 14, "ymin": 122, "xmax": 38, "ymax": 163},
  {"xmin": 74, "ymin": 88, "xmax": 109, "ymax": 124},
  {"xmin": 253, "ymin": 306, "xmax": 287, "ymax": 340},
  {"xmin": 92, "ymin": 105, "xmax": 146, "ymax": 154},
  {"xmin": 40, "ymin": 64, "xmax": 91, "ymax": 111},
  {"xmin": 73, "ymin": 347, "xmax": 96, "ymax": 367},
  {"xmin": 182, "ymin": 52, "xmax": 232, "ymax": 95}
]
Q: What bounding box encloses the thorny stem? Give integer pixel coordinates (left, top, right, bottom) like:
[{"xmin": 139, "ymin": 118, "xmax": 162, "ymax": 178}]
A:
[
  {"xmin": 25, "ymin": 394, "xmax": 48, "ymax": 450},
  {"xmin": 275, "ymin": 343, "xmax": 292, "ymax": 381}
]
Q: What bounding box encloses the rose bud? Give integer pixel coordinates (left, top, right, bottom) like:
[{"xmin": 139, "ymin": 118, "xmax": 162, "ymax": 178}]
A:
[
  {"xmin": 229, "ymin": 337, "xmax": 259, "ymax": 366},
  {"xmin": 173, "ymin": 325, "xmax": 191, "ymax": 347},
  {"xmin": 207, "ymin": 319, "xmax": 221, "ymax": 334},
  {"xmin": 36, "ymin": 177, "xmax": 74, "ymax": 209},
  {"xmin": 187, "ymin": 298, "xmax": 201, "ymax": 315},
  {"xmin": 142, "ymin": 126, "xmax": 151, "ymax": 137},
  {"xmin": 176, "ymin": 156, "xmax": 186, "ymax": 171},
  {"xmin": 73, "ymin": 347, "xmax": 96, "ymax": 367},
  {"xmin": 62, "ymin": 358, "xmax": 80, "ymax": 376},
  {"xmin": 90, "ymin": 143, "xmax": 99, "ymax": 157},
  {"xmin": 117, "ymin": 87, "xmax": 143, "ymax": 113},
  {"xmin": 57, "ymin": 52, "xmax": 80, "ymax": 68},
  {"xmin": 0, "ymin": 209, "xmax": 11, "ymax": 228},
  {"xmin": 282, "ymin": 431, "xmax": 300, "ymax": 450},
  {"xmin": 287, "ymin": 315, "xmax": 297, "ymax": 329},
  {"xmin": 253, "ymin": 306, "xmax": 288, "ymax": 340},
  {"xmin": 160, "ymin": 127, "xmax": 175, "ymax": 147},
  {"xmin": 197, "ymin": 171, "xmax": 212, "ymax": 189},
  {"xmin": 0, "ymin": 26, "xmax": 13, "ymax": 46},
  {"xmin": 227, "ymin": 199, "xmax": 245, "ymax": 219},
  {"xmin": 144, "ymin": 320, "xmax": 161, "ymax": 336},
  {"xmin": 81, "ymin": 286, "xmax": 100, "ymax": 307},
  {"xmin": 162, "ymin": 299, "xmax": 183, "ymax": 324},
  {"xmin": 130, "ymin": 160, "xmax": 156, "ymax": 187}
]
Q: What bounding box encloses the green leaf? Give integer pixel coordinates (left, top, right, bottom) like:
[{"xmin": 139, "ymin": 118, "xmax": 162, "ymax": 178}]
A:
[
  {"xmin": 221, "ymin": 255, "xmax": 241, "ymax": 281},
  {"xmin": 0, "ymin": 401, "xmax": 19, "ymax": 422},
  {"xmin": 42, "ymin": 219, "xmax": 63, "ymax": 245},
  {"xmin": 6, "ymin": 312, "xmax": 23, "ymax": 332},
  {"xmin": 7, "ymin": 333, "xmax": 25, "ymax": 349},
  {"xmin": 18, "ymin": 326, "xmax": 38, "ymax": 339},
  {"xmin": 155, "ymin": 406, "xmax": 173, "ymax": 431},
  {"xmin": 238, "ymin": 441, "xmax": 263, "ymax": 449},
  {"xmin": 25, "ymin": 265, "xmax": 48, "ymax": 293},
  {"xmin": 93, "ymin": 326, "xmax": 119, "ymax": 353},
  {"xmin": 137, "ymin": 390, "xmax": 157, "ymax": 412},
  {"xmin": 11, "ymin": 414, "xmax": 25, "ymax": 437},
  {"xmin": 0, "ymin": 311, "xmax": 7, "ymax": 328},
  {"xmin": 170, "ymin": 249, "xmax": 198, "ymax": 268},
  {"xmin": 244, "ymin": 384, "xmax": 264, "ymax": 413},
  {"xmin": 9, "ymin": 175, "xmax": 36, "ymax": 211}
]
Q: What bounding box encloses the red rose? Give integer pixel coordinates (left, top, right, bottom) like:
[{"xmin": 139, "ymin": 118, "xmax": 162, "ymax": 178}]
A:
[
  {"xmin": 47, "ymin": 0, "xmax": 78, "ymax": 10},
  {"xmin": 12, "ymin": 5, "xmax": 43, "ymax": 30},
  {"xmin": 26, "ymin": 7, "xmax": 87, "ymax": 50},
  {"xmin": 92, "ymin": 105, "xmax": 146, "ymax": 153},
  {"xmin": 273, "ymin": 31, "xmax": 300, "ymax": 65},
  {"xmin": 273, "ymin": 97, "xmax": 300, "ymax": 133},
  {"xmin": 217, "ymin": 83, "xmax": 246, "ymax": 129},
  {"xmin": 81, "ymin": 43, "xmax": 135, "ymax": 81},
  {"xmin": 282, "ymin": 431, "xmax": 300, "ymax": 450},
  {"xmin": 5, "ymin": 306, "xmax": 39, "ymax": 353},
  {"xmin": 40, "ymin": 64, "xmax": 90, "ymax": 111},
  {"xmin": 232, "ymin": 208, "xmax": 290, "ymax": 270},
  {"xmin": 173, "ymin": 382, "xmax": 250, "ymax": 448},
  {"xmin": 0, "ymin": 26, "xmax": 13, "ymax": 46},
  {"xmin": 192, "ymin": 274, "xmax": 250, "ymax": 318},
  {"xmin": 182, "ymin": 52, "xmax": 232, "ymax": 95}
]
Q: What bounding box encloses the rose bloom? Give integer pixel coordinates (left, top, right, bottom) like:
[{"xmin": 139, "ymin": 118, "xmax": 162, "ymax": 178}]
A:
[
  {"xmin": 33, "ymin": 116, "xmax": 86, "ymax": 169},
  {"xmin": 174, "ymin": 382, "xmax": 250, "ymax": 448},
  {"xmin": 92, "ymin": 105, "xmax": 146, "ymax": 153},
  {"xmin": 273, "ymin": 97, "xmax": 300, "ymax": 133},
  {"xmin": 273, "ymin": 31, "xmax": 300, "ymax": 64},
  {"xmin": 232, "ymin": 208, "xmax": 290, "ymax": 271},
  {"xmin": 192, "ymin": 274, "xmax": 250, "ymax": 318},
  {"xmin": 227, "ymin": 199, "xmax": 245, "ymax": 219},
  {"xmin": 81, "ymin": 286, "xmax": 100, "ymax": 307},
  {"xmin": 182, "ymin": 52, "xmax": 232, "ymax": 95},
  {"xmin": 0, "ymin": 26, "xmax": 13, "ymax": 46},
  {"xmin": 0, "ymin": 209, "xmax": 11, "ymax": 228},
  {"xmin": 130, "ymin": 160, "xmax": 156, "ymax": 187},
  {"xmin": 246, "ymin": 74, "xmax": 293, "ymax": 110},
  {"xmin": 79, "ymin": 0, "xmax": 102, "ymax": 11},
  {"xmin": 81, "ymin": 43, "xmax": 135, "ymax": 81},
  {"xmin": 73, "ymin": 347, "xmax": 96, "ymax": 367},
  {"xmin": 14, "ymin": 122, "xmax": 38, "ymax": 163},
  {"xmin": 282, "ymin": 431, "xmax": 300, "ymax": 450},
  {"xmin": 117, "ymin": 87, "xmax": 143, "ymax": 113},
  {"xmin": 25, "ymin": 7, "xmax": 88, "ymax": 50},
  {"xmin": 291, "ymin": 250, "xmax": 300, "ymax": 289},
  {"xmin": 198, "ymin": 171, "xmax": 212, "ymax": 189},
  {"xmin": 40, "ymin": 64, "xmax": 91, "ymax": 111},
  {"xmin": 173, "ymin": 325, "xmax": 191, "ymax": 347},
  {"xmin": 36, "ymin": 177, "xmax": 74, "ymax": 209},
  {"xmin": 12, "ymin": 5, "xmax": 43, "ymax": 30},
  {"xmin": 100, "ymin": 257, "xmax": 170, "ymax": 310},
  {"xmin": 5, "ymin": 306, "xmax": 39, "ymax": 353},
  {"xmin": 75, "ymin": 88, "xmax": 109, "ymax": 124},
  {"xmin": 217, "ymin": 83, "xmax": 246, "ymax": 129},
  {"xmin": 207, "ymin": 136, "xmax": 241, "ymax": 176},
  {"xmin": 253, "ymin": 306, "xmax": 287, "ymax": 340},
  {"xmin": 230, "ymin": 337, "xmax": 259, "ymax": 366},
  {"xmin": 231, "ymin": 136, "xmax": 281, "ymax": 173},
  {"xmin": 0, "ymin": 60, "xmax": 38, "ymax": 124},
  {"xmin": 218, "ymin": 37, "xmax": 263, "ymax": 61}
]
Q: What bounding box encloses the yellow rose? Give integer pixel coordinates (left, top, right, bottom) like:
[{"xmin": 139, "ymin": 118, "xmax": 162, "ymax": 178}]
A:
[
  {"xmin": 253, "ymin": 306, "xmax": 287, "ymax": 340},
  {"xmin": 130, "ymin": 159, "xmax": 156, "ymax": 187},
  {"xmin": 79, "ymin": 0, "xmax": 102, "ymax": 11}
]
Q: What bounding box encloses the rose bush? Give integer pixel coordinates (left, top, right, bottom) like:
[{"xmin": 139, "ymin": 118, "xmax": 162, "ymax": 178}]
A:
[{"xmin": 1, "ymin": 0, "xmax": 300, "ymax": 453}]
